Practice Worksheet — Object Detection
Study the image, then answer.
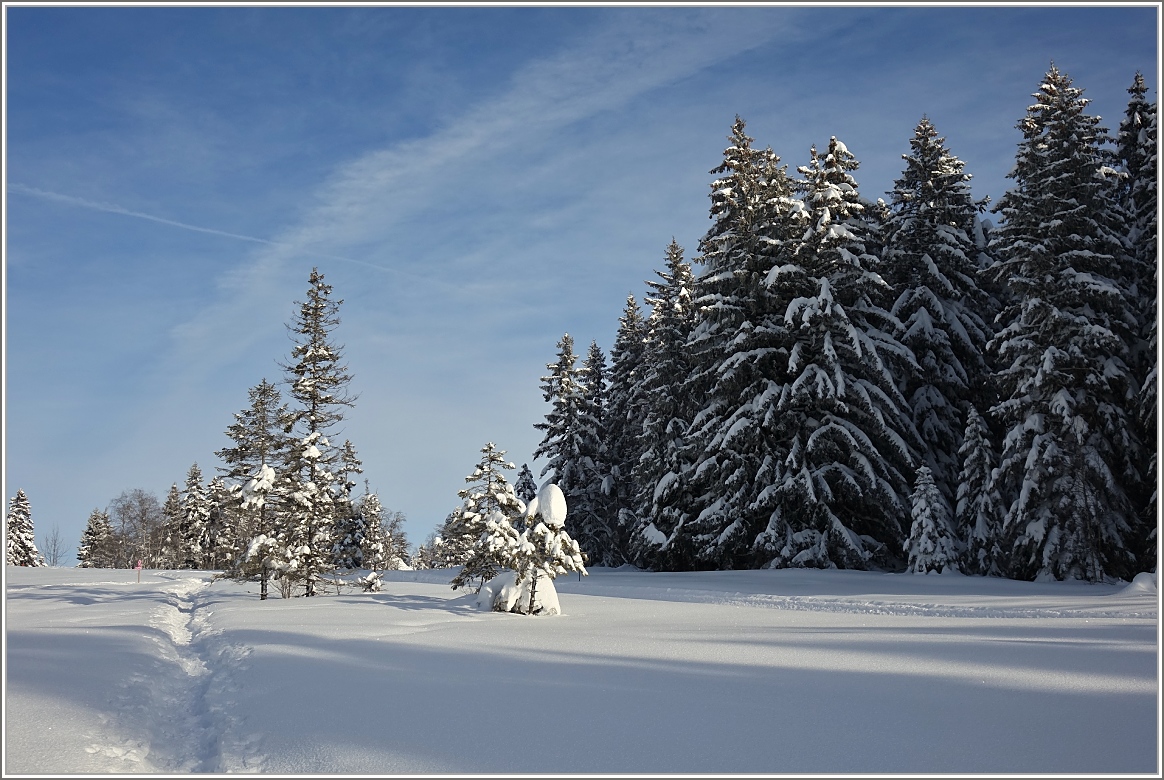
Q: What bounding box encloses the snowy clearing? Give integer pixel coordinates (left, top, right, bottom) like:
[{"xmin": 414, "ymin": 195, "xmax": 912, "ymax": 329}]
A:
[{"xmin": 4, "ymin": 566, "xmax": 1158, "ymax": 774}]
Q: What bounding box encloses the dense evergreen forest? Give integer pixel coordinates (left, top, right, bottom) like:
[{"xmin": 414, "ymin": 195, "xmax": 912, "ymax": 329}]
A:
[{"xmin": 522, "ymin": 66, "xmax": 1158, "ymax": 582}]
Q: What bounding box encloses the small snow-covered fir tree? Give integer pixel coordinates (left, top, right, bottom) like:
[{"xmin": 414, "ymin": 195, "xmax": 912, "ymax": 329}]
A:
[
  {"xmin": 956, "ymin": 406, "xmax": 1004, "ymax": 576},
  {"xmin": 905, "ymin": 467, "xmax": 961, "ymax": 574},
  {"xmin": 331, "ymin": 503, "xmax": 367, "ymax": 571},
  {"xmin": 77, "ymin": 508, "xmax": 115, "ymax": 568},
  {"xmin": 217, "ymin": 378, "xmax": 292, "ymax": 594},
  {"xmin": 985, "ymin": 65, "xmax": 1141, "ymax": 581},
  {"xmin": 515, "ymin": 464, "xmax": 539, "ymax": 506},
  {"xmin": 357, "ymin": 488, "xmax": 388, "ymax": 570},
  {"xmin": 485, "ymin": 482, "xmax": 587, "ymax": 615},
  {"xmin": 204, "ymin": 476, "xmax": 232, "ymax": 570},
  {"xmin": 449, "ymin": 443, "xmax": 527, "ymax": 592},
  {"xmin": 180, "ymin": 463, "xmax": 210, "ymax": 569},
  {"xmin": 6, "ymin": 490, "xmax": 44, "ymax": 567}
]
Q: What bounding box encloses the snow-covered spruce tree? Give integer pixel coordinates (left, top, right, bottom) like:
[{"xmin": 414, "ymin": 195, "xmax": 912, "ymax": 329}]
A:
[
  {"xmin": 158, "ymin": 483, "xmax": 183, "ymax": 569},
  {"xmin": 449, "ymin": 442, "xmax": 527, "ymax": 592},
  {"xmin": 904, "ymin": 466, "xmax": 961, "ymax": 574},
  {"xmin": 77, "ymin": 508, "xmax": 115, "ymax": 568},
  {"xmin": 985, "ymin": 65, "xmax": 1142, "ymax": 581},
  {"xmin": 956, "ymin": 406, "xmax": 1005, "ymax": 575},
  {"xmin": 204, "ymin": 476, "xmax": 235, "ymax": 571},
  {"xmin": 279, "ymin": 268, "xmax": 359, "ymax": 596},
  {"xmin": 754, "ymin": 137, "xmax": 918, "ymax": 571},
  {"xmin": 180, "ymin": 463, "xmax": 210, "ymax": 569},
  {"xmin": 533, "ymin": 334, "xmax": 587, "ymax": 509},
  {"xmin": 413, "ymin": 531, "xmax": 445, "ymax": 570},
  {"xmin": 217, "ymin": 378, "xmax": 292, "ymax": 596},
  {"xmin": 682, "ymin": 117, "xmax": 814, "ymax": 571},
  {"xmin": 1138, "ymin": 311, "xmax": 1157, "ymax": 570},
  {"xmin": 357, "ymin": 487, "xmax": 387, "ymax": 570},
  {"xmin": 515, "ymin": 464, "xmax": 538, "ymax": 506},
  {"xmin": 1118, "ymin": 72, "xmax": 1158, "ymax": 569},
  {"xmin": 630, "ymin": 239, "xmax": 701, "ymax": 570},
  {"xmin": 6, "ymin": 490, "xmax": 44, "ymax": 567},
  {"xmin": 568, "ymin": 340, "xmax": 618, "ymax": 566},
  {"xmin": 502, "ymin": 482, "xmax": 587, "ymax": 615},
  {"xmin": 604, "ymin": 295, "xmax": 649, "ymax": 561},
  {"xmin": 329, "ymin": 440, "xmax": 366, "ymax": 571},
  {"xmin": 331, "ymin": 501, "xmax": 366, "ymax": 571},
  {"xmin": 883, "ymin": 117, "xmax": 993, "ymax": 505},
  {"xmin": 1118, "ymin": 71, "xmax": 1158, "ymax": 337}
]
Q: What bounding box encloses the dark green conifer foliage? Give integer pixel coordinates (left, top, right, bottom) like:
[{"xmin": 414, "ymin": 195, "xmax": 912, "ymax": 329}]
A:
[
  {"xmin": 757, "ymin": 137, "xmax": 917, "ymax": 570},
  {"xmin": 883, "ymin": 117, "xmax": 993, "ymax": 505},
  {"xmin": 986, "ymin": 65, "xmax": 1141, "ymax": 581}
]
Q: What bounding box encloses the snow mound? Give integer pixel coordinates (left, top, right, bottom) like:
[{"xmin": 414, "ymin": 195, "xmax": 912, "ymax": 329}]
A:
[
  {"xmin": 1117, "ymin": 571, "xmax": 1157, "ymax": 596},
  {"xmin": 535, "ymin": 482, "xmax": 567, "ymax": 529},
  {"xmin": 476, "ymin": 570, "xmax": 561, "ymax": 616}
]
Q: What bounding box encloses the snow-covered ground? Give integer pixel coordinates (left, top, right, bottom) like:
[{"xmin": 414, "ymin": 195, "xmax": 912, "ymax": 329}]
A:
[{"xmin": 4, "ymin": 565, "xmax": 1158, "ymax": 774}]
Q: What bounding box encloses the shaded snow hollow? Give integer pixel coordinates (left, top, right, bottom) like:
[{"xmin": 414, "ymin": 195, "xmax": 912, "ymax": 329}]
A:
[{"xmin": 3, "ymin": 566, "xmax": 1158, "ymax": 774}]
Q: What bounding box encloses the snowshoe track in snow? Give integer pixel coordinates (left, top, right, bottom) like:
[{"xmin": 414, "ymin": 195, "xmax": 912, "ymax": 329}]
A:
[{"xmin": 85, "ymin": 576, "xmax": 266, "ymax": 773}]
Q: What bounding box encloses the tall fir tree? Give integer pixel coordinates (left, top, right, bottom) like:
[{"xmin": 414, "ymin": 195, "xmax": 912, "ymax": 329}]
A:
[
  {"xmin": 956, "ymin": 406, "xmax": 1004, "ymax": 575},
  {"xmin": 569, "ymin": 340, "xmax": 618, "ymax": 566},
  {"xmin": 630, "ymin": 240, "xmax": 701, "ymax": 569},
  {"xmin": 604, "ymin": 295, "xmax": 649, "ymax": 561},
  {"xmin": 985, "ymin": 65, "xmax": 1142, "ymax": 581},
  {"xmin": 6, "ymin": 490, "xmax": 44, "ymax": 567},
  {"xmin": 77, "ymin": 509, "xmax": 115, "ymax": 568},
  {"xmin": 883, "ymin": 117, "xmax": 994, "ymax": 505},
  {"xmin": 754, "ymin": 137, "xmax": 917, "ymax": 570},
  {"xmin": 1117, "ymin": 71, "xmax": 1158, "ymax": 330},
  {"xmin": 1118, "ymin": 71, "xmax": 1158, "ymax": 570},
  {"xmin": 533, "ymin": 334, "xmax": 587, "ymax": 503},
  {"xmin": 279, "ymin": 268, "xmax": 358, "ymax": 596},
  {"xmin": 683, "ymin": 118, "xmax": 811, "ymax": 570}
]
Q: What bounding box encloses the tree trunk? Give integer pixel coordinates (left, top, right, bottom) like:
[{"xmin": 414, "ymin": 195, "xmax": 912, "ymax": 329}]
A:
[
  {"xmin": 260, "ymin": 569, "xmax": 268, "ymax": 601},
  {"xmin": 526, "ymin": 568, "xmax": 539, "ymax": 615}
]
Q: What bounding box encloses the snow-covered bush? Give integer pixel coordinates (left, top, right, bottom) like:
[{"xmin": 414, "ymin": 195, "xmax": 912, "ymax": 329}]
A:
[
  {"xmin": 357, "ymin": 571, "xmax": 383, "ymax": 593},
  {"xmin": 478, "ymin": 482, "xmax": 587, "ymax": 615}
]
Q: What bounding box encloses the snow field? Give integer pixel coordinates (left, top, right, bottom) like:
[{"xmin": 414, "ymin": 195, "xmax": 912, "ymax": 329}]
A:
[{"xmin": 4, "ymin": 566, "xmax": 1158, "ymax": 774}]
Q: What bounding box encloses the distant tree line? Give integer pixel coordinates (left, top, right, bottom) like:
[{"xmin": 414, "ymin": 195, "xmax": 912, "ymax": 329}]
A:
[
  {"xmin": 75, "ymin": 269, "xmax": 411, "ymax": 597},
  {"xmin": 530, "ymin": 66, "xmax": 1157, "ymax": 583}
]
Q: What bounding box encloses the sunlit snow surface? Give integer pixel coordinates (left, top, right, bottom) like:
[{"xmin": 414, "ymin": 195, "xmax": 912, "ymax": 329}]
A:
[{"xmin": 4, "ymin": 566, "xmax": 1158, "ymax": 774}]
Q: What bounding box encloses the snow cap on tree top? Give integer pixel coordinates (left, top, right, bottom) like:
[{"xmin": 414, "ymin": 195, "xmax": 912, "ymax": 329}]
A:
[{"xmin": 529, "ymin": 482, "xmax": 567, "ymax": 529}]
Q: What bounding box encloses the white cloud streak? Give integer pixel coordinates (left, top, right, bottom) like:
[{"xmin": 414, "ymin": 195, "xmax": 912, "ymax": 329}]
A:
[{"xmin": 6, "ymin": 181, "xmax": 397, "ymax": 277}]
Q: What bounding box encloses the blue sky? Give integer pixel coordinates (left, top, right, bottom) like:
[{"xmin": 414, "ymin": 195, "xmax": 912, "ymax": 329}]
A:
[{"xmin": 4, "ymin": 5, "xmax": 1158, "ymax": 563}]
